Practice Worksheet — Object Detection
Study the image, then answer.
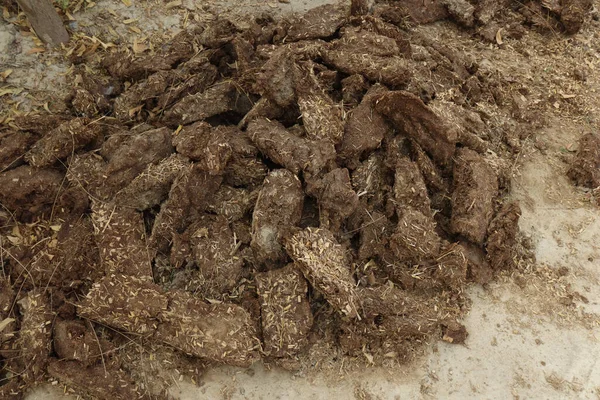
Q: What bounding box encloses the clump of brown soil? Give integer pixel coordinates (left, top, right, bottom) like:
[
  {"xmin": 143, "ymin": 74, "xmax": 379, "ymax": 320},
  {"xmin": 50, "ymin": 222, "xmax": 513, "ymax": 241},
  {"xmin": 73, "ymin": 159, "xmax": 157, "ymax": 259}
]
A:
[{"xmin": 0, "ymin": 1, "xmax": 563, "ymax": 396}]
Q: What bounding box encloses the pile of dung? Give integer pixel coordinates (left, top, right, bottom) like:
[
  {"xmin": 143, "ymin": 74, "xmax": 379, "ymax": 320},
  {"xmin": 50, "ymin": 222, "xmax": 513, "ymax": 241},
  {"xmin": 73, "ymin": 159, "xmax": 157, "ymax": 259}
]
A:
[{"xmin": 2, "ymin": 0, "xmax": 588, "ymax": 397}]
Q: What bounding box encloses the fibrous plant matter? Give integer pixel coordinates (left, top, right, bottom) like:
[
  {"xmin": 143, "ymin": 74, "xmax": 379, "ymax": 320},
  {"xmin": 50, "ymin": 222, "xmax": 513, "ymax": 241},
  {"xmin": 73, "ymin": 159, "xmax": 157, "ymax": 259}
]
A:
[{"xmin": 0, "ymin": 0, "xmax": 567, "ymax": 395}]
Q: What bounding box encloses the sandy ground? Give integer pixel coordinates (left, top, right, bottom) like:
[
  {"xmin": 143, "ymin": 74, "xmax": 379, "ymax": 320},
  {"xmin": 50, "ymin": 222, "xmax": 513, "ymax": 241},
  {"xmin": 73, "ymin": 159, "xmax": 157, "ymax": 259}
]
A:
[{"xmin": 2, "ymin": 0, "xmax": 598, "ymax": 398}]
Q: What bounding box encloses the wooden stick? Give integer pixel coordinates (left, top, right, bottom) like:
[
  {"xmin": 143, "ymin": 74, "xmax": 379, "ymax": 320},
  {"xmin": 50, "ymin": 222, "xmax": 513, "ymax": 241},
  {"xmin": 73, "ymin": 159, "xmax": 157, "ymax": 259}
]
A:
[{"xmin": 15, "ymin": 0, "xmax": 69, "ymax": 45}]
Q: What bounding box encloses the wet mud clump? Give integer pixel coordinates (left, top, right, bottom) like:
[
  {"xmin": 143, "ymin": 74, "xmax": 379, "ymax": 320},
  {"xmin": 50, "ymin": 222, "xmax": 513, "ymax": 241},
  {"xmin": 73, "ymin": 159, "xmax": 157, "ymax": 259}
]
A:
[{"xmin": 0, "ymin": 1, "xmax": 561, "ymax": 396}]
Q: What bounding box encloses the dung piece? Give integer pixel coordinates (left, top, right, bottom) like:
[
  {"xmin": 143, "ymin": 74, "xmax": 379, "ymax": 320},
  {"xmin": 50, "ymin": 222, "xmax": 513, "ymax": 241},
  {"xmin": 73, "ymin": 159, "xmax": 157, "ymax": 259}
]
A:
[
  {"xmin": 247, "ymin": 118, "xmax": 336, "ymax": 176},
  {"xmin": 198, "ymin": 18, "xmax": 238, "ymax": 47},
  {"xmin": 374, "ymin": 91, "xmax": 457, "ymax": 167},
  {"xmin": 24, "ymin": 118, "xmax": 103, "ymax": 168},
  {"xmin": 156, "ymin": 61, "xmax": 219, "ymax": 110},
  {"xmin": 164, "ymin": 81, "xmax": 253, "ymax": 126},
  {"xmin": 351, "ymin": 0, "xmax": 369, "ymax": 15},
  {"xmin": 393, "ymin": 157, "xmax": 432, "ymax": 218},
  {"xmin": 48, "ymin": 360, "xmax": 149, "ymax": 400},
  {"xmin": 567, "ymin": 132, "xmax": 600, "ymax": 188},
  {"xmin": 206, "ymin": 185, "xmax": 258, "ymax": 222},
  {"xmin": 239, "ymin": 97, "xmax": 286, "ymax": 128},
  {"xmin": 323, "ymin": 51, "xmax": 411, "ymax": 88},
  {"xmin": 255, "ymin": 264, "xmax": 313, "ymax": 358},
  {"xmin": 12, "ymin": 113, "xmax": 67, "ymax": 135},
  {"xmin": 338, "ymin": 84, "xmax": 390, "ymax": 169},
  {"xmin": 113, "ymin": 154, "xmax": 189, "ymax": 210},
  {"xmin": 0, "ymin": 131, "xmax": 37, "ymax": 172},
  {"xmin": 53, "ymin": 320, "xmax": 112, "ymax": 366},
  {"xmin": 77, "ymin": 274, "xmax": 168, "ymax": 334},
  {"xmin": 26, "ymin": 218, "xmax": 101, "ymax": 288},
  {"xmin": 224, "ymin": 156, "xmax": 269, "ymax": 189},
  {"xmin": 101, "ymin": 30, "xmax": 196, "ymax": 81},
  {"xmin": 284, "ymin": 228, "xmax": 360, "ymax": 318},
  {"xmin": 285, "ymin": 4, "xmax": 347, "ymax": 41},
  {"xmin": 351, "ymin": 152, "xmax": 391, "ymax": 210},
  {"xmin": 0, "ymin": 165, "xmax": 63, "ymax": 220},
  {"xmin": 100, "ymin": 127, "xmax": 173, "ymax": 199},
  {"xmin": 341, "ymin": 74, "xmax": 370, "ymax": 107},
  {"xmin": 384, "ymin": 0, "xmax": 449, "ymax": 24},
  {"xmin": 251, "ymin": 169, "xmax": 304, "ymax": 264},
  {"xmin": 18, "ymin": 290, "xmax": 53, "ymax": 384},
  {"xmin": 91, "ymin": 202, "xmax": 154, "ymax": 280},
  {"xmin": 355, "ymin": 208, "xmax": 393, "ymax": 261},
  {"xmin": 560, "ymin": 0, "xmax": 592, "ymax": 34},
  {"xmin": 70, "ymin": 88, "xmax": 98, "ymax": 117},
  {"xmin": 155, "ymin": 290, "xmax": 260, "ymax": 367},
  {"xmin": 296, "ymin": 62, "xmax": 344, "ymax": 144},
  {"xmin": 451, "ymin": 148, "xmax": 498, "ymax": 245},
  {"xmin": 339, "ymin": 285, "xmax": 438, "ymax": 355},
  {"xmin": 150, "ymin": 165, "xmax": 222, "ymax": 252},
  {"xmin": 171, "ymin": 214, "xmax": 245, "ymax": 297},
  {"xmin": 307, "ymin": 168, "xmax": 359, "ymax": 231},
  {"xmin": 486, "ymin": 201, "xmax": 522, "ymax": 270},
  {"xmin": 173, "ymin": 122, "xmax": 232, "ymax": 174},
  {"xmin": 257, "ymin": 47, "xmax": 301, "ymax": 108},
  {"xmin": 113, "ymin": 70, "xmax": 171, "ymax": 120},
  {"xmin": 442, "ymin": 0, "xmax": 475, "ymax": 27},
  {"xmin": 408, "ymin": 139, "xmax": 448, "ymax": 193},
  {"xmin": 390, "ymin": 208, "xmax": 441, "ymax": 263}
]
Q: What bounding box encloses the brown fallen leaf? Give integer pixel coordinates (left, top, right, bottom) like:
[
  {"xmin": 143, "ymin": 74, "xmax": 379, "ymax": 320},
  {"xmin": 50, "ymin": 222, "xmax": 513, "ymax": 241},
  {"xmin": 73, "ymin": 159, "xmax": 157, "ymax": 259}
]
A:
[
  {"xmin": 27, "ymin": 47, "xmax": 46, "ymax": 54},
  {"xmin": 495, "ymin": 28, "xmax": 504, "ymax": 45}
]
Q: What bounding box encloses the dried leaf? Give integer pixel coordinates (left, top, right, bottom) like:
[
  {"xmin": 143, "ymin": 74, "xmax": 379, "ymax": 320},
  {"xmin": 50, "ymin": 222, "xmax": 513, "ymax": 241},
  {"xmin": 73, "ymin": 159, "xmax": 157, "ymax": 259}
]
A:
[
  {"xmin": 0, "ymin": 318, "xmax": 15, "ymax": 333},
  {"xmin": 495, "ymin": 28, "xmax": 503, "ymax": 45},
  {"xmin": 166, "ymin": 0, "xmax": 182, "ymax": 9},
  {"xmin": 27, "ymin": 47, "xmax": 46, "ymax": 54},
  {"xmin": 123, "ymin": 18, "xmax": 138, "ymax": 24},
  {"xmin": 132, "ymin": 40, "xmax": 148, "ymax": 53},
  {"xmin": 121, "ymin": 0, "xmax": 132, "ymax": 5}
]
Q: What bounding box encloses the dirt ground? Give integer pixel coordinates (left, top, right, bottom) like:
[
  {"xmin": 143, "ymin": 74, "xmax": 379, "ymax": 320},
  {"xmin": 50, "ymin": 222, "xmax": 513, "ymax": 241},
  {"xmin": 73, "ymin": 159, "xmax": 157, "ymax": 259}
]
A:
[{"xmin": 1, "ymin": 0, "xmax": 600, "ymax": 398}]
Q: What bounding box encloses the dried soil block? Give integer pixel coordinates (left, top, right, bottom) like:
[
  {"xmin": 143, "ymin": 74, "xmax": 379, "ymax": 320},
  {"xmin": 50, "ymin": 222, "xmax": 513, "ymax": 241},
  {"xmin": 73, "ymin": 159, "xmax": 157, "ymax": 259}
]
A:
[
  {"xmin": 394, "ymin": 157, "xmax": 432, "ymax": 218},
  {"xmin": 296, "ymin": 63, "xmax": 344, "ymax": 144},
  {"xmin": 308, "ymin": 168, "xmax": 359, "ymax": 231},
  {"xmin": 113, "ymin": 154, "xmax": 189, "ymax": 210},
  {"xmin": 0, "ymin": 165, "xmax": 63, "ymax": 219},
  {"xmin": 172, "ymin": 215, "xmax": 245, "ymax": 297},
  {"xmin": 24, "ymin": 118, "xmax": 103, "ymax": 168},
  {"xmin": 486, "ymin": 201, "xmax": 521, "ymax": 270},
  {"xmin": 91, "ymin": 202, "xmax": 154, "ymax": 280},
  {"xmin": 285, "ymin": 4, "xmax": 347, "ymax": 41},
  {"xmin": 252, "ymin": 169, "xmax": 304, "ymax": 264},
  {"xmin": 150, "ymin": 165, "xmax": 222, "ymax": 252},
  {"xmin": 255, "ymin": 264, "xmax": 313, "ymax": 358},
  {"xmin": 164, "ymin": 81, "xmax": 253, "ymax": 126},
  {"xmin": 26, "ymin": 218, "xmax": 101, "ymax": 288},
  {"xmin": 155, "ymin": 291, "xmax": 260, "ymax": 367},
  {"xmin": 113, "ymin": 70, "xmax": 171, "ymax": 120},
  {"xmin": 284, "ymin": 228, "xmax": 360, "ymax": 318},
  {"xmin": 450, "ymin": 148, "xmax": 498, "ymax": 245},
  {"xmin": 247, "ymin": 118, "xmax": 336, "ymax": 176},
  {"xmin": 78, "ymin": 274, "xmax": 168, "ymax": 334},
  {"xmin": 206, "ymin": 185, "xmax": 258, "ymax": 222},
  {"xmin": 53, "ymin": 320, "xmax": 106, "ymax": 366},
  {"xmin": 0, "ymin": 131, "xmax": 37, "ymax": 172},
  {"xmin": 390, "ymin": 208, "xmax": 441, "ymax": 262},
  {"xmin": 48, "ymin": 360, "xmax": 149, "ymax": 400},
  {"xmin": 374, "ymin": 91, "xmax": 458, "ymax": 167},
  {"xmin": 339, "ymin": 85, "xmax": 390, "ymax": 169},
  {"xmin": 173, "ymin": 122, "xmax": 232, "ymax": 174},
  {"xmin": 567, "ymin": 132, "xmax": 600, "ymax": 188},
  {"xmin": 100, "ymin": 127, "xmax": 173, "ymax": 198},
  {"xmin": 18, "ymin": 290, "xmax": 53, "ymax": 383}
]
